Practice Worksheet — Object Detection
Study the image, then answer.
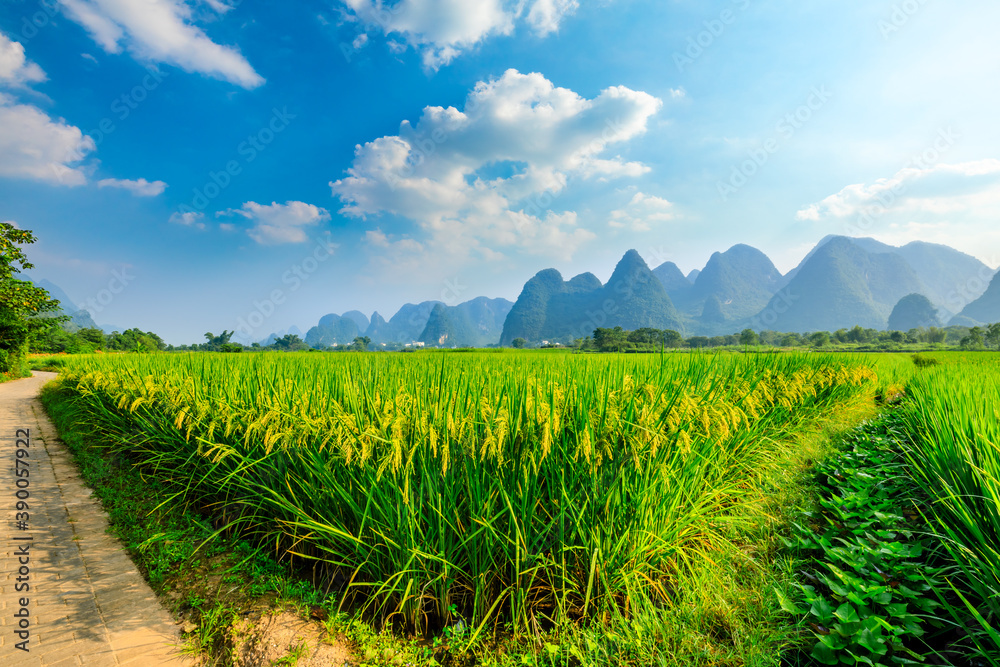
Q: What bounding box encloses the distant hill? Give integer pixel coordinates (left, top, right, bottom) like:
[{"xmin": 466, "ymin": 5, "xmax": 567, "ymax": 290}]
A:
[
  {"xmin": 365, "ymin": 301, "xmax": 441, "ymax": 344},
  {"xmin": 888, "ymin": 294, "xmax": 942, "ymax": 331},
  {"xmin": 780, "ymin": 235, "xmax": 992, "ymax": 316},
  {"xmin": 341, "ymin": 310, "xmax": 370, "ymax": 332},
  {"xmin": 754, "ymin": 236, "xmax": 924, "ymax": 331},
  {"xmin": 689, "ymin": 244, "xmax": 782, "ymax": 322},
  {"xmin": 418, "ymin": 297, "xmax": 513, "ymax": 347},
  {"xmin": 304, "ymin": 297, "xmax": 513, "ymax": 348},
  {"xmin": 31, "ymin": 278, "xmax": 76, "ymax": 309},
  {"xmin": 652, "ymin": 261, "xmax": 692, "ymax": 306},
  {"xmin": 892, "ymin": 241, "xmax": 994, "ymax": 314},
  {"xmin": 305, "ymin": 314, "xmax": 361, "ymax": 347},
  {"xmin": 953, "ymin": 272, "xmax": 1000, "ymax": 325},
  {"xmin": 23, "ymin": 275, "xmax": 105, "ymax": 333},
  {"xmin": 500, "ymin": 249, "xmax": 683, "ymax": 345}
]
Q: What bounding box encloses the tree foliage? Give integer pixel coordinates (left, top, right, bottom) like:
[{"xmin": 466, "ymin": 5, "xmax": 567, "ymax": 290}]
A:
[{"xmin": 1, "ymin": 223, "xmax": 63, "ymax": 374}]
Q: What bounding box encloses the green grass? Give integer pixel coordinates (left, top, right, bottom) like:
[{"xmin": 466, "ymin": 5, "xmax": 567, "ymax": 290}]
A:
[{"xmin": 42, "ymin": 350, "xmax": 880, "ymax": 650}]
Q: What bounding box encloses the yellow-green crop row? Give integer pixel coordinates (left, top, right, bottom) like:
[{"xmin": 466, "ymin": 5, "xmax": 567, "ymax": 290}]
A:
[{"xmin": 49, "ymin": 351, "xmax": 878, "ymax": 635}]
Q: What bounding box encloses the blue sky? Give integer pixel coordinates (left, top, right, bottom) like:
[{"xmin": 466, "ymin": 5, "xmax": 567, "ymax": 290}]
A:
[{"xmin": 2, "ymin": 0, "xmax": 999, "ymax": 344}]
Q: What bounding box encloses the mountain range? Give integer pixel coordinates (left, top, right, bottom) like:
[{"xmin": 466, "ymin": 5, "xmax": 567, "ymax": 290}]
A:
[
  {"xmin": 22, "ymin": 275, "xmax": 105, "ymax": 332},
  {"xmin": 285, "ymin": 236, "xmax": 1000, "ymax": 347},
  {"xmin": 303, "ymin": 297, "xmax": 514, "ymax": 348},
  {"xmin": 32, "ymin": 236, "xmax": 1000, "ymax": 347}
]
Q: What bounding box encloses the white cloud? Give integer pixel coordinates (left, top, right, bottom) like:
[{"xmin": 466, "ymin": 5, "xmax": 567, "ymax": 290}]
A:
[
  {"xmin": 796, "ymin": 159, "xmax": 1000, "ymax": 221},
  {"xmin": 222, "ymin": 201, "xmax": 331, "ymax": 245},
  {"xmin": 331, "ymin": 69, "xmax": 660, "ymax": 266},
  {"xmin": 0, "ymin": 93, "xmax": 95, "ymax": 185},
  {"xmin": 81, "ymin": 52, "xmax": 100, "ymax": 65},
  {"xmin": 97, "ymin": 177, "xmax": 167, "ymax": 196},
  {"xmin": 0, "ymin": 33, "xmax": 47, "ymax": 87},
  {"xmin": 341, "ymin": 0, "xmax": 579, "ymax": 69},
  {"xmin": 609, "ymin": 192, "xmax": 675, "ymax": 231},
  {"xmin": 352, "ymin": 33, "xmax": 369, "ymax": 49},
  {"xmin": 169, "ymin": 210, "xmax": 205, "ymax": 229},
  {"xmin": 57, "ymin": 0, "xmax": 263, "ymax": 88},
  {"xmin": 200, "ymin": 0, "xmax": 235, "ymax": 14},
  {"xmin": 526, "ymin": 0, "xmax": 579, "ymax": 35}
]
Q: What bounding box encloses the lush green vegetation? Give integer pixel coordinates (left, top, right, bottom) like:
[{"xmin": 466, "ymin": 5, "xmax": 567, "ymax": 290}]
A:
[
  {"xmin": 900, "ymin": 357, "xmax": 1000, "ymax": 664},
  {"xmin": 574, "ymin": 324, "xmax": 999, "ymax": 354},
  {"xmin": 781, "ymin": 411, "xmax": 951, "ymax": 665},
  {"xmin": 43, "ymin": 350, "xmax": 883, "ymax": 664},
  {"xmin": 0, "ymin": 222, "xmax": 63, "ymax": 379},
  {"xmin": 28, "ymin": 339, "xmax": 1000, "ymax": 665}
]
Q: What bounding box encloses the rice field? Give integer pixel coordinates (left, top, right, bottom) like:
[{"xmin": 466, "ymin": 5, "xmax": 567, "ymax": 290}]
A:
[
  {"xmin": 900, "ymin": 356, "xmax": 1000, "ymax": 663},
  {"xmin": 45, "ymin": 350, "xmax": 880, "ymax": 643}
]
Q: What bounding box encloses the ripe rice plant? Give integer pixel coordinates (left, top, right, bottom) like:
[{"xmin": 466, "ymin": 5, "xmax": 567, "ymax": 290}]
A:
[
  {"xmin": 900, "ymin": 359, "xmax": 1000, "ymax": 663},
  {"xmin": 48, "ymin": 351, "xmax": 878, "ymax": 637}
]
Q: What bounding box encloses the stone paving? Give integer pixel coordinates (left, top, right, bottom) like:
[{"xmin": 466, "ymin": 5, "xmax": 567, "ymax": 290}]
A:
[{"xmin": 1, "ymin": 372, "xmax": 194, "ymax": 666}]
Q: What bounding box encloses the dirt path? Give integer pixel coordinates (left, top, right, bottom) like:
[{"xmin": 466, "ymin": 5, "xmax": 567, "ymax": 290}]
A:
[{"xmin": 1, "ymin": 372, "xmax": 194, "ymax": 666}]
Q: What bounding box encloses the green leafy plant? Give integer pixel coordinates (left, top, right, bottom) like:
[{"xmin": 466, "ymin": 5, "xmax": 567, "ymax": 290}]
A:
[{"xmin": 780, "ymin": 412, "xmax": 948, "ymax": 665}]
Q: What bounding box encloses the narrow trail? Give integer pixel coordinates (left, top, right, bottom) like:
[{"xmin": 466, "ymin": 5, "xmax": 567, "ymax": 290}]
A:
[{"xmin": 1, "ymin": 372, "xmax": 194, "ymax": 666}]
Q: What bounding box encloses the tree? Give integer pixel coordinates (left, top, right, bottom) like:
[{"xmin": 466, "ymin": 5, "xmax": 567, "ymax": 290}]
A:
[
  {"xmin": 593, "ymin": 327, "xmax": 626, "ymax": 352},
  {"xmin": 686, "ymin": 336, "xmax": 710, "ymax": 348},
  {"xmin": 272, "ymin": 334, "xmax": 309, "ymax": 351},
  {"xmin": 780, "ymin": 333, "xmax": 802, "ymax": 347},
  {"xmin": 1, "ymin": 223, "xmax": 62, "ymax": 374},
  {"xmin": 352, "ymin": 336, "xmax": 371, "ymax": 351},
  {"xmin": 511, "ymin": 337, "xmax": 526, "ymax": 349},
  {"xmin": 739, "ymin": 329, "xmax": 759, "ymax": 346},
  {"xmin": 985, "ymin": 323, "xmax": 1000, "ymax": 350},
  {"xmin": 203, "ymin": 330, "xmax": 234, "ymax": 351},
  {"xmin": 924, "ymin": 327, "xmax": 947, "ymax": 344},
  {"xmin": 961, "ymin": 326, "xmax": 985, "ymax": 350},
  {"xmin": 627, "ymin": 327, "xmax": 661, "ymax": 346},
  {"xmin": 846, "ymin": 325, "xmax": 867, "ymax": 344},
  {"xmin": 77, "ymin": 327, "xmax": 106, "ymax": 348},
  {"xmin": 106, "ymin": 328, "xmax": 164, "ymax": 352},
  {"xmin": 809, "ymin": 331, "xmax": 831, "ymax": 348},
  {"xmin": 662, "ymin": 329, "xmax": 684, "ymax": 348}
]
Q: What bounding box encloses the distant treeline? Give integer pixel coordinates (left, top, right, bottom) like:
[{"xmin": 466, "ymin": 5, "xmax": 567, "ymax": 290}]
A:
[
  {"xmin": 30, "ymin": 321, "xmax": 1000, "ymax": 356},
  {"xmin": 29, "ymin": 327, "xmax": 375, "ymax": 354},
  {"xmin": 578, "ymin": 323, "xmax": 1000, "ymax": 352}
]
